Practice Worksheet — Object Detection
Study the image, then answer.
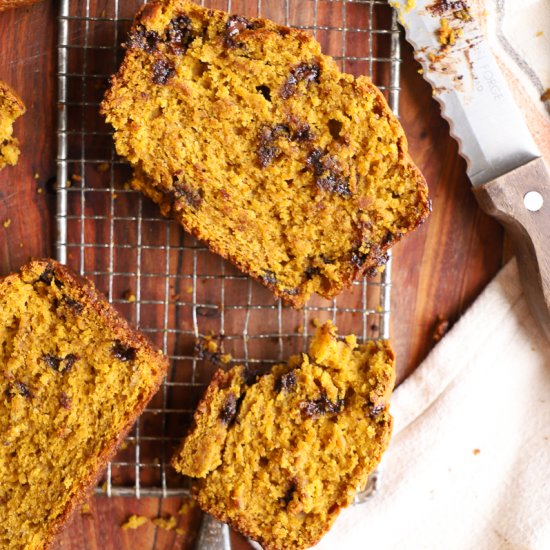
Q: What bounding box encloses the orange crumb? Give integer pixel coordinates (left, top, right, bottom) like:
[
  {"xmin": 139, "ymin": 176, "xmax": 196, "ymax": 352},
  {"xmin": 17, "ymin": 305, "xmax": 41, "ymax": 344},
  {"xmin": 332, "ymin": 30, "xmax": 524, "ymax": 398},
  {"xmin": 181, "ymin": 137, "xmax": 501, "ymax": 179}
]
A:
[{"xmin": 121, "ymin": 515, "xmax": 148, "ymax": 529}]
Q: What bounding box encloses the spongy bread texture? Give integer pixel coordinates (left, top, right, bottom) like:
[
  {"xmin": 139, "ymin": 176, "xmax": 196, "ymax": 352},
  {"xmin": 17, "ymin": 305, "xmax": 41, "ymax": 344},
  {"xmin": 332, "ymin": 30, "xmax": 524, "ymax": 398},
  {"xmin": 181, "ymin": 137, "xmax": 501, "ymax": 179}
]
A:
[
  {"xmin": 172, "ymin": 321, "xmax": 395, "ymax": 550},
  {"xmin": 0, "ymin": 260, "xmax": 168, "ymax": 549},
  {"xmin": 101, "ymin": 0, "xmax": 430, "ymax": 307},
  {"xmin": 0, "ymin": 80, "xmax": 25, "ymax": 169}
]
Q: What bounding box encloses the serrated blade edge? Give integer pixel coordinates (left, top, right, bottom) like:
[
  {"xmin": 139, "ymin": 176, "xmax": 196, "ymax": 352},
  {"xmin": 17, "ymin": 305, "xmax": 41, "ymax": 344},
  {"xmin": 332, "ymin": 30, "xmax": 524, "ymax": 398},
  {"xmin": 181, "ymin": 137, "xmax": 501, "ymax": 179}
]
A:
[{"xmin": 393, "ymin": 0, "xmax": 540, "ymax": 185}]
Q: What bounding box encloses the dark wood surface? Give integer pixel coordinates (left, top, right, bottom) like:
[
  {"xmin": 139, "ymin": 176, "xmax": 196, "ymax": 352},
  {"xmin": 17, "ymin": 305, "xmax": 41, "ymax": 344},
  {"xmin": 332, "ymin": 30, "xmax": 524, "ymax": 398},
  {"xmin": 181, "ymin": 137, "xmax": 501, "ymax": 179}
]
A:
[{"xmin": 0, "ymin": 2, "xmax": 505, "ymax": 549}]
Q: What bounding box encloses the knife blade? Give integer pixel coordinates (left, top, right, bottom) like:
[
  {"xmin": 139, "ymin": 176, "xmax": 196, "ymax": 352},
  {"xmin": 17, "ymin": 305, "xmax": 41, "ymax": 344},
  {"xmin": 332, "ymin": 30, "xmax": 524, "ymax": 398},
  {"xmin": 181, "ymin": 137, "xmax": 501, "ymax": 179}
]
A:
[
  {"xmin": 392, "ymin": 0, "xmax": 550, "ymax": 338},
  {"xmin": 393, "ymin": 0, "xmax": 540, "ymax": 183}
]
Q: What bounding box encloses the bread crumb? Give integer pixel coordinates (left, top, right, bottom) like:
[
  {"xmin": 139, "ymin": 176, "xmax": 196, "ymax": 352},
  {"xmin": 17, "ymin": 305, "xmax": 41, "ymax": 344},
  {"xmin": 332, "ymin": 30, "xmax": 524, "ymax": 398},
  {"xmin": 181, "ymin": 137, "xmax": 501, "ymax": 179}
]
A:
[
  {"xmin": 3, "ymin": 219, "xmax": 11, "ymax": 229},
  {"xmin": 536, "ymin": 31, "xmax": 543, "ymax": 37},
  {"xmin": 311, "ymin": 317, "xmax": 321, "ymax": 328},
  {"xmin": 296, "ymin": 325, "xmax": 304, "ymax": 334},
  {"xmin": 71, "ymin": 173, "xmax": 82, "ymax": 182},
  {"xmin": 541, "ymin": 89, "xmax": 550, "ymax": 102},
  {"xmin": 81, "ymin": 503, "xmax": 92, "ymax": 515},
  {"xmin": 176, "ymin": 527, "xmax": 186, "ymax": 535},
  {"xmin": 454, "ymin": 8, "xmax": 471, "ymax": 22},
  {"xmin": 432, "ymin": 315, "xmax": 450, "ymax": 342},
  {"xmin": 196, "ymin": 336, "xmax": 235, "ymax": 365},
  {"xmin": 473, "ymin": 448, "xmax": 481, "ymax": 455},
  {"xmin": 178, "ymin": 499, "xmax": 196, "ymax": 515},
  {"xmin": 97, "ymin": 162, "xmax": 110, "ymax": 173},
  {"xmin": 206, "ymin": 339, "xmax": 218, "ymax": 354},
  {"xmin": 37, "ymin": 187, "xmax": 43, "ymax": 194},
  {"xmin": 34, "ymin": 172, "xmax": 40, "ymax": 179},
  {"xmin": 437, "ymin": 18, "xmax": 462, "ymax": 47},
  {"xmin": 121, "ymin": 515, "xmax": 149, "ymax": 530},
  {"xmin": 186, "ymin": 285, "xmax": 193, "ymax": 294},
  {"xmin": 152, "ymin": 515, "xmax": 177, "ymax": 530},
  {"xmin": 123, "ymin": 290, "xmax": 136, "ymax": 303}
]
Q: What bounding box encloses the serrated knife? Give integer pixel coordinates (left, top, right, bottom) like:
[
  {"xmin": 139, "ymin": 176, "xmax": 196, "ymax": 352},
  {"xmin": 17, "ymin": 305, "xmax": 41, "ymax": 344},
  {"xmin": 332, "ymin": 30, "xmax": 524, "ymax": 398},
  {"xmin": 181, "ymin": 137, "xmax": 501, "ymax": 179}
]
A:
[{"xmin": 393, "ymin": 0, "xmax": 550, "ymax": 339}]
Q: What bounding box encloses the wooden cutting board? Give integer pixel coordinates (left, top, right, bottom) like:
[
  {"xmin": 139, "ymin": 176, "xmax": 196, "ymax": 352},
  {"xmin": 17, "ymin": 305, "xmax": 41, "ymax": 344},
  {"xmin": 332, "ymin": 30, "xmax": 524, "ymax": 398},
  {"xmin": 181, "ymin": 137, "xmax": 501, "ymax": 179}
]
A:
[{"xmin": 0, "ymin": 1, "xmax": 504, "ymax": 548}]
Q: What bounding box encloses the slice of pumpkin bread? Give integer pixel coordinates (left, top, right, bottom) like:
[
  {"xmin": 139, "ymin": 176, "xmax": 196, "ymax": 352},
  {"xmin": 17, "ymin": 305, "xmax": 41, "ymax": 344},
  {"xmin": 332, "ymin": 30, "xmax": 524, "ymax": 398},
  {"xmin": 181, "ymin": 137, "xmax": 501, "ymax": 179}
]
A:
[
  {"xmin": 0, "ymin": 260, "xmax": 168, "ymax": 549},
  {"xmin": 0, "ymin": 80, "xmax": 25, "ymax": 169},
  {"xmin": 101, "ymin": 0, "xmax": 430, "ymax": 307},
  {"xmin": 172, "ymin": 321, "xmax": 395, "ymax": 550}
]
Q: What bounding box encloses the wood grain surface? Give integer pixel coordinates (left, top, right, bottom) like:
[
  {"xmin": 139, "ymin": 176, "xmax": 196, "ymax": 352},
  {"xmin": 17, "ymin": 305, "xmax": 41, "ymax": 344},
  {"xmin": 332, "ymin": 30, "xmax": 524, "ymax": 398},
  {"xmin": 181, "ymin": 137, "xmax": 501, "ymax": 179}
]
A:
[{"xmin": 0, "ymin": 1, "xmax": 505, "ymax": 549}]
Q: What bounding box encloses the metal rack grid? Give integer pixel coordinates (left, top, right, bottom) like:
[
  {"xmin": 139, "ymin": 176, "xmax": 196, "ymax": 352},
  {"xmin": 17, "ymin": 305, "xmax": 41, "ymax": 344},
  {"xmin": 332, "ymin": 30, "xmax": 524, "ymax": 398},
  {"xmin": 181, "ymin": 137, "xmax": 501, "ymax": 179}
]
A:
[{"xmin": 56, "ymin": 0, "xmax": 401, "ymax": 498}]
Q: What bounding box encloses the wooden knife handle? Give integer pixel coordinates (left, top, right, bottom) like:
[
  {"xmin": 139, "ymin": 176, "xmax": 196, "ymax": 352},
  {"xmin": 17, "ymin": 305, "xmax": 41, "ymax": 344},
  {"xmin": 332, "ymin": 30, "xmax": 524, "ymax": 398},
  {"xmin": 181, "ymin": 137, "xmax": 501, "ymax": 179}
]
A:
[{"xmin": 473, "ymin": 157, "xmax": 550, "ymax": 340}]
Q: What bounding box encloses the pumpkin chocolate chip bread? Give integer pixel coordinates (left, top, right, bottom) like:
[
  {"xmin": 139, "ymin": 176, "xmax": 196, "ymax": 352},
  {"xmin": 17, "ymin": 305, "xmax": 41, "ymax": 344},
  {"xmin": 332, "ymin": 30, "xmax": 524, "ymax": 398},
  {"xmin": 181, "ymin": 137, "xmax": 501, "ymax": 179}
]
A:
[
  {"xmin": 0, "ymin": 260, "xmax": 168, "ymax": 549},
  {"xmin": 0, "ymin": 81, "xmax": 25, "ymax": 169},
  {"xmin": 172, "ymin": 321, "xmax": 395, "ymax": 550},
  {"xmin": 101, "ymin": 0, "xmax": 430, "ymax": 307}
]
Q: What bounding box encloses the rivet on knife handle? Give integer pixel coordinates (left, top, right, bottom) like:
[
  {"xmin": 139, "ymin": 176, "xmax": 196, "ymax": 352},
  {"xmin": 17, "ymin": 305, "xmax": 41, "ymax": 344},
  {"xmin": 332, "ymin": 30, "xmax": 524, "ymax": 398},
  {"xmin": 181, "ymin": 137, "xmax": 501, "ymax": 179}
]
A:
[{"xmin": 473, "ymin": 157, "xmax": 550, "ymax": 338}]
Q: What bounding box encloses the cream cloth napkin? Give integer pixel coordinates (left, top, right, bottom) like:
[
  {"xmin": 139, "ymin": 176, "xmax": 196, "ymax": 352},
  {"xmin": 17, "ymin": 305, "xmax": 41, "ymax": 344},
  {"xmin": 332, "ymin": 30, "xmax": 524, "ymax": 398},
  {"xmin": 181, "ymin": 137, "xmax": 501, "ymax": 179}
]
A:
[{"xmin": 315, "ymin": 259, "xmax": 550, "ymax": 549}]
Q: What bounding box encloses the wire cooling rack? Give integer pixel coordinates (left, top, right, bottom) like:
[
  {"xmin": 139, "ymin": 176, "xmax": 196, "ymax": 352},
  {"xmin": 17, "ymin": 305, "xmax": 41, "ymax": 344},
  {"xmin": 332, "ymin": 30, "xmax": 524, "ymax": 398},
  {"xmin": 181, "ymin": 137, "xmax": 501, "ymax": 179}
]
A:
[{"xmin": 56, "ymin": 0, "xmax": 401, "ymax": 498}]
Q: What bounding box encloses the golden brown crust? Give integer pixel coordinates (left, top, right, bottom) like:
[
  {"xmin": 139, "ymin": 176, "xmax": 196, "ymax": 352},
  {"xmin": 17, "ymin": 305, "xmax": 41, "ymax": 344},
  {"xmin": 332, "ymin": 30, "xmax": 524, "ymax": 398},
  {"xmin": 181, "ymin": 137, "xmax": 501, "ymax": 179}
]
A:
[
  {"xmin": 0, "ymin": 79, "xmax": 26, "ymax": 169},
  {"xmin": 33, "ymin": 260, "xmax": 167, "ymax": 549},
  {"xmin": 103, "ymin": 0, "xmax": 430, "ymax": 308},
  {"xmin": 0, "ymin": 259, "xmax": 168, "ymax": 549},
  {"xmin": 132, "ymin": 172, "xmax": 428, "ymax": 309},
  {"xmin": 0, "ymin": 0, "xmax": 43, "ymax": 12},
  {"xmin": 0, "ymin": 80, "xmax": 26, "ymax": 115}
]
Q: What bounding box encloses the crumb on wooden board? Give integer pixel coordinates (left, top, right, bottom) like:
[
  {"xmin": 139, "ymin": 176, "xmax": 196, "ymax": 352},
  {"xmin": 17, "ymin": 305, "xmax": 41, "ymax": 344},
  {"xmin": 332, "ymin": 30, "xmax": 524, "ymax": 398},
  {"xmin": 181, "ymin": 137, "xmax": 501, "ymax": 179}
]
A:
[
  {"xmin": 152, "ymin": 515, "xmax": 177, "ymax": 530},
  {"xmin": 121, "ymin": 515, "xmax": 149, "ymax": 530}
]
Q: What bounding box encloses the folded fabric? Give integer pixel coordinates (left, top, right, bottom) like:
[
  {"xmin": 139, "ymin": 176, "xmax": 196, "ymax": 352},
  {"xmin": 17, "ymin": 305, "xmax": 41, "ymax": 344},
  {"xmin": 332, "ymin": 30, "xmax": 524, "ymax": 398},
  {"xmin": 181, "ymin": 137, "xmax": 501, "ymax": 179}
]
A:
[{"xmin": 314, "ymin": 259, "xmax": 550, "ymax": 549}]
